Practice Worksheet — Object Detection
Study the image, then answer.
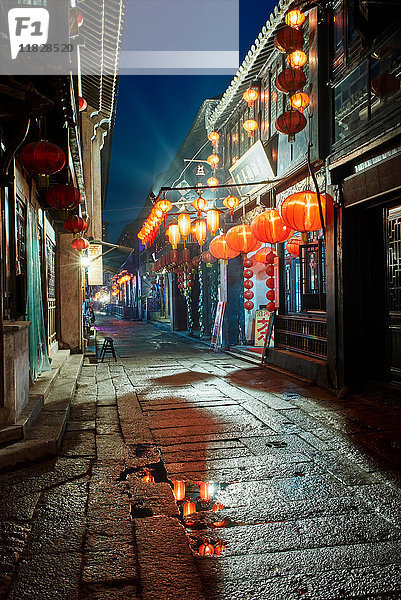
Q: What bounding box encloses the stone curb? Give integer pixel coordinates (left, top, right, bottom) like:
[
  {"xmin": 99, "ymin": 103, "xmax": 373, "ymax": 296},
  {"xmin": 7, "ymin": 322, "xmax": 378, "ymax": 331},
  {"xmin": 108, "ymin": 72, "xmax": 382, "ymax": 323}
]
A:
[{"xmin": 0, "ymin": 354, "xmax": 84, "ymax": 472}]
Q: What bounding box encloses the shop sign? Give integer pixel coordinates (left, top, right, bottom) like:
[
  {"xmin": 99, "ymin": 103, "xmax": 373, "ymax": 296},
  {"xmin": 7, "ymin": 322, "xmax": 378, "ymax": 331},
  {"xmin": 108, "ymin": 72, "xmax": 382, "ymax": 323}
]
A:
[
  {"xmin": 88, "ymin": 244, "xmax": 103, "ymax": 286},
  {"xmin": 229, "ymin": 140, "xmax": 275, "ymax": 196},
  {"xmin": 255, "ymin": 309, "xmax": 272, "ymax": 347}
]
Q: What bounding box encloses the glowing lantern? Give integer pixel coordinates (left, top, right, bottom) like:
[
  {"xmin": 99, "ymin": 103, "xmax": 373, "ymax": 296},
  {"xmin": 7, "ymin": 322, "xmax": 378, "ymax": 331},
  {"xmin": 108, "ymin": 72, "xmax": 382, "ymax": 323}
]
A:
[
  {"xmin": 78, "ymin": 97, "xmax": 88, "ymax": 112},
  {"xmin": 287, "ymin": 50, "xmax": 307, "ymax": 68},
  {"xmin": 290, "ymin": 92, "xmax": 310, "ymax": 112},
  {"xmin": 63, "ymin": 215, "xmax": 87, "ymax": 235},
  {"xmin": 199, "ymin": 543, "xmax": 215, "ymax": 556},
  {"xmin": 255, "ymin": 248, "xmax": 275, "ymax": 264},
  {"xmin": 274, "ymin": 26, "xmax": 304, "ymax": 54},
  {"xmin": 168, "ymin": 223, "xmax": 181, "ymax": 249},
  {"xmin": 156, "ymin": 198, "xmax": 173, "ymax": 214},
  {"xmin": 209, "ymin": 234, "xmax": 240, "ymax": 264},
  {"xmin": 275, "ymin": 68, "xmax": 306, "ymax": 94},
  {"xmin": 214, "ymin": 543, "xmax": 226, "ymax": 555},
  {"xmin": 275, "ymin": 110, "xmax": 307, "ymax": 142},
  {"xmin": 243, "ymin": 119, "xmax": 258, "ymax": 137},
  {"xmin": 46, "ymin": 184, "xmax": 81, "ymax": 211},
  {"xmin": 251, "ymin": 209, "xmax": 294, "ymax": 243},
  {"xmin": 212, "ymin": 502, "xmax": 224, "ymax": 512},
  {"xmin": 223, "ymin": 195, "xmax": 240, "ymax": 220},
  {"xmin": 206, "ymin": 203, "xmax": 220, "ymax": 235},
  {"xmin": 178, "ymin": 206, "xmax": 191, "ymax": 239},
  {"xmin": 285, "ymin": 9, "xmax": 305, "ymax": 28},
  {"xmin": 244, "ymin": 300, "xmax": 254, "ymax": 312},
  {"xmin": 194, "ymin": 219, "xmax": 207, "ymax": 247},
  {"xmin": 208, "ymin": 131, "xmax": 220, "ymax": 146},
  {"xmin": 142, "ymin": 472, "xmax": 154, "ymax": 483},
  {"xmin": 207, "ymin": 154, "xmax": 220, "ymax": 169},
  {"xmin": 207, "ymin": 176, "xmax": 219, "ymax": 187},
  {"xmin": 173, "ymin": 481, "xmax": 186, "ymax": 501},
  {"xmin": 71, "ymin": 237, "xmax": 89, "ymax": 251},
  {"xmin": 280, "ymin": 191, "xmax": 324, "ymax": 232},
  {"xmin": 183, "ymin": 500, "xmax": 196, "ymax": 517},
  {"xmin": 192, "ymin": 196, "xmax": 208, "ymax": 216},
  {"xmin": 226, "ymin": 224, "xmax": 262, "ymax": 256},
  {"xmin": 243, "ymin": 88, "xmax": 259, "ymax": 107},
  {"xmin": 286, "ymin": 236, "xmax": 303, "ymax": 256},
  {"xmin": 199, "ymin": 482, "xmax": 211, "ymax": 502}
]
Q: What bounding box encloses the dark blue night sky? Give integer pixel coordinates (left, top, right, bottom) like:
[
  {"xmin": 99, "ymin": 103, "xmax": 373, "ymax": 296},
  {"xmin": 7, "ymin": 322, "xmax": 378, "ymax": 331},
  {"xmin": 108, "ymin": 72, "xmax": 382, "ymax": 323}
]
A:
[{"xmin": 105, "ymin": 1, "xmax": 277, "ymax": 242}]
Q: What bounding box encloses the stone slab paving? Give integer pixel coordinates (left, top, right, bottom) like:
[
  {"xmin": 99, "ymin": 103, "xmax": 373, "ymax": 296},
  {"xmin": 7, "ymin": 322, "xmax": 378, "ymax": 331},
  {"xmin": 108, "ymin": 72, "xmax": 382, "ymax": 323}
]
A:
[{"xmin": 0, "ymin": 316, "xmax": 401, "ymax": 599}]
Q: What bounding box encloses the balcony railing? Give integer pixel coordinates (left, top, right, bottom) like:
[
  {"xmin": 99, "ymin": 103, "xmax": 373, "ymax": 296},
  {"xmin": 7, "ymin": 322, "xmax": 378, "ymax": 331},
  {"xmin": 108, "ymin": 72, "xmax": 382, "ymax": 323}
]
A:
[{"xmin": 274, "ymin": 315, "xmax": 327, "ymax": 359}]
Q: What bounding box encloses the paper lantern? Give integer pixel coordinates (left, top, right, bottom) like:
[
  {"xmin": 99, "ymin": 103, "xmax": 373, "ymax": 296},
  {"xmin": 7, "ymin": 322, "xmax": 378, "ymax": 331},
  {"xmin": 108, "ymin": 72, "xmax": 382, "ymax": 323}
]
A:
[
  {"xmin": 275, "ymin": 68, "xmax": 306, "ymax": 94},
  {"xmin": 280, "ymin": 191, "xmax": 324, "ymax": 232},
  {"xmin": 243, "ymin": 279, "xmax": 254, "ymax": 289},
  {"xmin": 226, "ymin": 224, "xmax": 262, "ymax": 256},
  {"xmin": 194, "ymin": 219, "xmax": 207, "ymax": 247},
  {"xmin": 207, "ymin": 154, "xmax": 220, "ymax": 169},
  {"xmin": 286, "ymin": 236, "xmax": 303, "ymax": 256},
  {"xmin": 78, "ymin": 97, "xmax": 87, "ymax": 112},
  {"xmin": 46, "ymin": 184, "xmax": 81, "ymax": 211},
  {"xmin": 243, "ymin": 119, "xmax": 258, "ymax": 137},
  {"xmin": 199, "ymin": 482, "xmax": 211, "ymax": 502},
  {"xmin": 275, "ymin": 110, "xmax": 307, "ymax": 141},
  {"xmin": 207, "ymin": 204, "xmax": 220, "ymax": 235},
  {"xmin": 178, "ymin": 207, "xmax": 191, "ymax": 239},
  {"xmin": 156, "ymin": 198, "xmax": 173, "ymax": 214},
  {"xmin": 251, "ymin": 209, "xmax": 294, "ymax": 243},
  {"xmin": 244, "ymin": 290, "xmax": 254, "ymax": 300},
  {"xmin": 63, "ymin": 215, "xmax": 87, "ymax": 234},
  {"xmin": 183, "ymin": 500, "xmax": 196, "ymax": 517},
  {"xmin": 20, "ymin": 141, "xmax": 66, "ymax": 177},
  {"xmin": 285, "ymin": 9, "xmax": 306, "ymax": 28},
  {"xmin": 266, "ymin": 277, "xmax": 275, "ymax": 289},
  {"xmin": 243, "ymin": 269, "xmax": 253, "ymax": 279},
  {"xmin": 287, "ymin": 50, "xmax": 307, "ymax": 68},
  {"xmin": 223, "ymin": 195, "xmax": 240, "ymax": 220},
  {"xmin": 243, "ymin": 88, "xmax": 259, "ymax": 107},
  {"xmin": 192, "ymin": 196, "xmax": 208, "ymax": 216},
  {"xmin": 243, "ymin": 258, "xmax": 253, "ymax": 268},
  {"xmin": 209, "ymin": 234, "xmax": 240, "ymax": 264},
  {"xmin": 71, "ymin": 237, "xmax": 89, "ymax": 251},
  {"xmin": 244, "ymin": 300, "xmax": 254, "ymax": 312},
  {"xmin": 199, "ymin": 543, "xmax": 215, "ymax": 556},
  {"xmin": 289, "ymin": 92, "xmax": 310, "ymax": 112},
  {"xmin": 266, "ymin": 290, "xmax": 275, "ymax": 301},
  {"xmin": 208, "ymin": 131, "xmax": 220, "ymax": 146},
  {"xmin": 207, "ymin": 176, "xmax": 219, "ymax": 187},
  {"xmin": 274, "ymin": 26, "xmax": 304, "ymax": 53},
  {"xmin": 168, "ymin": 223, "xmax": 181, "ymax": 249},
  {"xmin": 265, "ymin": 264, "xmax": 275, "ymax": 276},
  {"xmin": 266, "ymin": 301, "xmax": 276, "ymax": 312}
]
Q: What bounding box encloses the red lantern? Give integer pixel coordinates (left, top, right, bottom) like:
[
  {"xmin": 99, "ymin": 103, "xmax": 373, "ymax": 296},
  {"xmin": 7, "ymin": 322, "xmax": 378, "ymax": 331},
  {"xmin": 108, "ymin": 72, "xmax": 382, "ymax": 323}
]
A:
[
  {"xmin": 274, "ymin": 26, "xmax": 304, "ymax": 53},
  {"xmin": 371, "ymin": 72, "xmax": 400, "ymax": 99},
  {"xmin": 142, "ymin": 472, "xmax": 155, "ymax": 483},
  {"xmin": 266, "ymin": 290, "xmax": 275, "ymax": 301},
  {"xmin": 265, "ymin": 251, "xmax": 276, "ymax": 264},
  {"xmin": 199, "ymin": 543, "xmax": 215, "ymax": 556},
  {"xmin": 280, "ymin": 191, "xmax": 324, "ymax": 232},
  {"xmin": 243, "ymin": 258, "xmax": 253, "ymax": 268},
  {"xmin": 285, "ymin": 9, "xmax": 306, "ymax": 28},
  {"xmin": 289, "ymin": 92, "xmax": 310, "ymax": 112},
  {"xmin": 275, "ymin": 68, "xmax": 306, "ymax": 94},
  {"xmin": 183, "ymin": 500, "xmax": 196, "ymax": 517},
  {"xmin": 243, "ymin": 269, "xmax": 253, "ymax": 279},
  {"xmin": 286, "ymin": 236, "xmax": 303, "ymax": 256},
  {"xmin": 212, "ymin": 502, "xmax": 225, "ymax": 511},
  {"xmin": 244, "ymin": 290, "xmax": 254, "ymax": 300},
  {"xmin": 20, "ymin": 141, "xmax": 66, "ymax": 177},
  {"xmin": 243, "ymin": 119, "xmax": 258, "ymax": 137},
  {"xmin": 275, "ymin": 110, "xmax": 307, "ymax": 141},
  {"xmin": 265, "ymin": 264, "xmax": 274, "ymax": 276},
  {"xmin": 209, "ymin": 234, "xmax": 240, "ymax": 264},
  {"xmin": 244, "ymin": 279, "xmax": 254, "ymax": 289},
  {"xmin": 63, "ymin": 215, "xmax": 87, "ymax": 234},
  {"xmin": 287, "ymin": 50, "xmax": 307, "ymax": 69},
  {"xmin": 266, "ymin": 301, "xmax": 276, "ymax": 312},
  {"xmin": 255, "ymin": 248, "xmax": 276, "ymax": 264},
  {"xmin": 192, "ymin": 255, "xmax": 200, "ymax": 268},
  {"xmin": 208, "ymin": 131, "xmax": 220, "ymax": 146},
  {"xmin": 71, "ymin": 237, "xmax": 89, "ymax": 251},
  {"xmin": 202, "ymin": 251, "xmax": 216, "ymax": 265},
  {"xmin": 251, "ymin": 209, "xmax": 294, "ymax": 243},
  {"xmin": 266, "ymin": 277, "xmax": 275, "ymax": 289},
  {"xmin": 192, "ymin": 196, "xmax": 208, "ymax": 216},
  {"xmin": 223, "ymin": 195, "xmax": 239, "ymax": 220},
  {"xmin": 244, "ymin": 300, "xmax": 254, "ymax": 312},
  {"xmin": 78, "ymin": 97, "xmax": 87, "ymax": 112},
  {"xmin": 226, "ymin": 225, "xmax": 261, "ymax": 257},
  {"xmin": 214, "ymin": 543, "xmax": 226, "ymax": 555},
  {"xmin": 199, "ymin": 482, "xmax": 211, "ymax": 502},
  {"xmin": 243, "ymin": 88, "xmax": 259, "ymax": 107},
  {"xmin": 46, "ymin": 184, "xmax": 81, "ymax": 211}
]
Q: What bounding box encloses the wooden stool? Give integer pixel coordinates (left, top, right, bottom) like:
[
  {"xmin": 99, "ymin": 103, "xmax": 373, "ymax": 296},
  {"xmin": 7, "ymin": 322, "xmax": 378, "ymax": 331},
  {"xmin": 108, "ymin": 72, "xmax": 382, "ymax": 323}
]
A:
[{"xmin": 99, "ymin": 337, "xmax": 117, "ymax": 362}]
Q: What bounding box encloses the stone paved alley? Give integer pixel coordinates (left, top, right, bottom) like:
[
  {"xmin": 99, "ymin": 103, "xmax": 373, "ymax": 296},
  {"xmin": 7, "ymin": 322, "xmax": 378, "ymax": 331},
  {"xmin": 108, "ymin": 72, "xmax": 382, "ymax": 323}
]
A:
[{"xmin": 1, "ymin": 316, "xmax": 401, "ymax": 600}]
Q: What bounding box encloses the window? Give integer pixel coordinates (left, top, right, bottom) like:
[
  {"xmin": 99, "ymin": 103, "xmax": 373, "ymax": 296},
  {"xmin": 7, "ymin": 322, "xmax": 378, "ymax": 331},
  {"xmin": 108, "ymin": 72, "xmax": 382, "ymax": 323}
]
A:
[{"xmin": 299, "ymin": 239, "xmax": 326, "ymax": 312}]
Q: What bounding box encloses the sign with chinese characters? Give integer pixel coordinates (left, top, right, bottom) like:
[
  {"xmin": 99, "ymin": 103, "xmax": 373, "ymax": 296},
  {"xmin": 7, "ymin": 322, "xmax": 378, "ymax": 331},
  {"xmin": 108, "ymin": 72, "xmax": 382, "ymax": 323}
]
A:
[
  {"xmin": 254, "ymin": 309, "xmax": 274, "ymax": 347},
  {"xmin": 88, "ymin": 244, "xmax": 103, "ymax": 286},
  {"xmin": 229, "ymin": 140, "xmax": 275, "ymax": 196}
]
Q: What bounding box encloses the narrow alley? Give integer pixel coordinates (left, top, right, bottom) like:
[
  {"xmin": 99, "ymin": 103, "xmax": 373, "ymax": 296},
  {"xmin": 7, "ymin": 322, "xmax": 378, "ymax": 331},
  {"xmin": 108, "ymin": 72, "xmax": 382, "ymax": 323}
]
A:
[{"xmin": 1, "ymin": 316, "xmax": 401, "ymax": 600}]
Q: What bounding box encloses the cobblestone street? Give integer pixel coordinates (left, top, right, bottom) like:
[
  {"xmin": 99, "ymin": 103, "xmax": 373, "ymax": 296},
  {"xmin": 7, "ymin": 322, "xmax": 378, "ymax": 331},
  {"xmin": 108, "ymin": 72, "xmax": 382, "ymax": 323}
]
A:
[{"xmin": 1, "ymin": 316, "xmax": 401, "ymax": 600}]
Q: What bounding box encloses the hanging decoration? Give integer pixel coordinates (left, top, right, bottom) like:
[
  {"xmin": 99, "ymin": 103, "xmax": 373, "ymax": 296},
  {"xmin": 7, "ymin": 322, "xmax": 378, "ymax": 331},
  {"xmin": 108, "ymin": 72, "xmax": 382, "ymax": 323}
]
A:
[
  {"xmin": 207, "ymin": 154, "xmax": 220, "ymax": 169},
  {"xmin": 274, "ymin": 26, "xmax": 304, "ymax": 54},
  {"xmin": 167, "ymin": 223, "xmax": 181, "ymax": 249},
  {"xmin": 251, "ymin": 209, "xmax": 294, "ymax": 243},
  {"xmin": 207, "ymin": 176, "xmax": 219, "ymax": 187},
  {"xmin": 178, "ymin": 206, "xmax": 191, "ymax": 239},
  {"xmin": 275, "ymin": 68, "xmax": 306, "ymax": 94},
  {"xmin": 46, "ymin": 184, "xmax": 81, "ymax": 212},
  {"xmin": 156, "ymin": 198, "xmax": 173, "ymax": 214},
  {"xmin": 208, "ymin": 131, "xmax": 220, "ymax": 146},
  {"xmin": 286, "ymin": 236, "xmax": 303, "ymax": 256},
  {"xmin": 275, "ymin": 110, "xmax": 307, "ymax": 142},
  {"xmin": 202, "ymin": 251, "xmax": 216, "ymax": 266},
  {"xmin": 289, "ymin": 91, "xmax": 310, "ymax": 112},
  {"xmin": 71, "ymin": 237, "xmax": 89, "ymax": 251},
  {"xmin": 20, "ymin": 140, "xmax": 66, "ymax": 186},
  {"xmin": 198, "ymin": 258, "xmax": 205, "ymax": 337},
  {"xmin": 280, "ymin": 191, "xmax": 325, "ymax": 232},
  {"xmin": 223, "ymin": 195, "xmax": 240, "ymax": 220},
  {"xmin": 194, "ymin": 219, "xmax": 207, "ymax": 248},
  {"xmin": 285, "ymin": 9, "xmax": 305, "ymax": 28},
  {"xmin": 243, "ymin": 88, "xmax": 259, "ymax": 107},
  {"xmin": 286, "ymin": 50, "xmax": 307, "ymax": 68},
  {"xmin": 206, "ymin": 202, "xmax": 220, "ymax": 236},
  {"xmin": 226, "ymin": 224, "xmax": 262, "ymax": 257},
  {"xmin": 243, "ymin": 119, "xmax": 258, "ymax": 137},
  {"xmin": 63, "ymin": 215, "xmax": 87, "ymax": 235},
  {"xmin": 255, "ymin": 247, "xmax": 275, "ymax": 264},
  {"xmin": 209, "ymin": 234, "xmax": 240, "ymax": 264},
  {"xmin": 243, "ymin": 258, "xmax": 254, "ymax": 313},
  {"xmin": 78, "ymin": 97, "xmax": 88, "ymax": 112},
  {"xmin": 192, "ymin": 196, "xmax": 208, "ymax": 216}
]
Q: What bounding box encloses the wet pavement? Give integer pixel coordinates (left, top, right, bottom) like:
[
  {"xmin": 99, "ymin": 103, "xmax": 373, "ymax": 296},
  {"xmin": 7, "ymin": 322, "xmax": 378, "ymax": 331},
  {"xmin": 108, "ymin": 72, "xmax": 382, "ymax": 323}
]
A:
[{"xmin": 1, "ymin": 314, "xmax": 401, "ymax": 600}]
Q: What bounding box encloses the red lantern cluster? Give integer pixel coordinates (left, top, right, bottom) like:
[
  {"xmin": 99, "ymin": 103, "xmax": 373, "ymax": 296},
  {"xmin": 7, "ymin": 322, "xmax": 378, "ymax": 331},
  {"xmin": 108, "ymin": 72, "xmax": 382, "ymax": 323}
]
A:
[
  {"xmin": 243, "ymin": 257, "xmax": 254, "ymax": 313},
  {"xmin": 264, "ymin": 251, "xmax": 276, "ymax": 311}
]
